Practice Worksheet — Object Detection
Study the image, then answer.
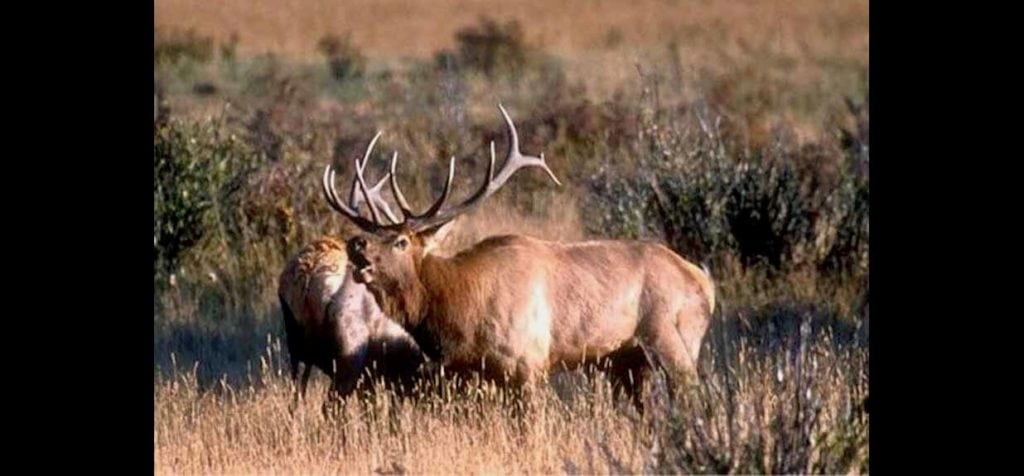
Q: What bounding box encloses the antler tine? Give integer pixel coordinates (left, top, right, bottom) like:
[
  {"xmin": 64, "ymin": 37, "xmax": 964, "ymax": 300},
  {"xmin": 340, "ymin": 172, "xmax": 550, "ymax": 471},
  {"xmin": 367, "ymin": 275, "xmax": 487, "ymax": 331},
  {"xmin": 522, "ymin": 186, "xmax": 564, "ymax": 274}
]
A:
[
  {"xmin": 390, "ymin": 152, "xmax": 458, "ymax": 222},
  {"xmin": 343, "ymin": 162, "xmax": 399, "ymax": 225},
  {"xmin": 372, "ymin": 156, "xmax": 401, "ymax": 224},
  {"xmin": 389, "ymin": 151, "xmax": 415, "ymax": 221},
  {"xmin": 348, "ymin": 165, "xmax": 403, "ymax": 225},
  {"xmin": 321, "ymin": 164, "xmax": 379, "ymax": 232},
  {"xmin": 349, "ymin": 131, "xmax": 412, "ymax": 226},
  {"xmin": 497, "ymin": 103, "xmax": 562, "ymax": 186},
  {"xmin": 490, "ymin": 140, "xmax": 496, "ymax": 180},
  {"xmin": 354, "ymin": 156, "xmax": 384, "ymax": 226},
  {"xmin": 322, "ymin": 165, "xmax": 345, "ymax": 213},
  {"xmin": 323, "ymin": 165, "xmax": 343, "ymax": 211},
  {"xmin": 419, "ymin": 155, "xmax": 458, "ymax": 219},
  {"xmin": 406, "ymin": 104, "xmax": 559, "ymax": 232},
  {"xmin": 340, "ymin": 151, "xmax": 399, "ymax": 224},
  {"xmin": 433, "ymin": 142, "xmax": 494, "ymax": 217},
  {"xmin": 347, "ymin": 161, "xmax": 362, "ymax": 209}
]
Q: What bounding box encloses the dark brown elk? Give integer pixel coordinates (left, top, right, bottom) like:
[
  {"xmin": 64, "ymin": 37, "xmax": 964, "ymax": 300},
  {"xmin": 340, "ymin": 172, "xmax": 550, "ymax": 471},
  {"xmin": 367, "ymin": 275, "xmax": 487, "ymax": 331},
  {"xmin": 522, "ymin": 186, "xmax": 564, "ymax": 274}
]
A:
[
  {"xmin": 278, "ymin": 140, "xmax": 427, "ymax": 407},
  {"xmin": 323, "ymin": 104, "xmax": 716, "ymax": 405}
]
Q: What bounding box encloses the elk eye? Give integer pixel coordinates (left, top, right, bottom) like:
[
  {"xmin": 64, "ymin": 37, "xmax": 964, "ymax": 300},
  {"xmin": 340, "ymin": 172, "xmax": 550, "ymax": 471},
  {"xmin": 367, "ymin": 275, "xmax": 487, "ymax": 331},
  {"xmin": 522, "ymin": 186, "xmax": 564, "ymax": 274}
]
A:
[{"xmin": 394, "ymin": 236, "xmax": 409, "ymax": 251}]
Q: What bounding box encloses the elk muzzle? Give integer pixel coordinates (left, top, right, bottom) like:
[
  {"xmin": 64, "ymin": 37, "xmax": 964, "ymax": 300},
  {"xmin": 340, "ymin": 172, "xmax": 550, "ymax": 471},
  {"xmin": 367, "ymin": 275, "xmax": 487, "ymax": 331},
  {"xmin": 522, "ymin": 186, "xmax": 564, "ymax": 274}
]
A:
[{"xmin": 347, "ymin": 237, "xmax": 375, "ymax": 284}]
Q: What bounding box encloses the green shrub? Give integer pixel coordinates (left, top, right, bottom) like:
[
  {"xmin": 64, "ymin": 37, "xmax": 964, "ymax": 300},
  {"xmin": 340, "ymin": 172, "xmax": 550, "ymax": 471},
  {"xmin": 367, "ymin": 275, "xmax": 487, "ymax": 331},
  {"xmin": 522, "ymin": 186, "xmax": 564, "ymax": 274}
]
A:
[
  {"xmin": 155, "ymin": 28, "xmax": 215, "ymax": 64},
  {"xmin": 436, "ymin": 16, "xmax": 542, "ymax": 79},
  {"xmin": 648, "ymin": 309, "xmax": 868, "ymax": 474},
  {"xmin": 153, "ymin": 118, "xmax": 260, "ymax": 275},
  {"xmin": 587, "ymin": 97, "xmax": 868, "ymax": 275},
  {"xmin": 317, "ymin": 33, "xmax": 366, "ymax": 81}
]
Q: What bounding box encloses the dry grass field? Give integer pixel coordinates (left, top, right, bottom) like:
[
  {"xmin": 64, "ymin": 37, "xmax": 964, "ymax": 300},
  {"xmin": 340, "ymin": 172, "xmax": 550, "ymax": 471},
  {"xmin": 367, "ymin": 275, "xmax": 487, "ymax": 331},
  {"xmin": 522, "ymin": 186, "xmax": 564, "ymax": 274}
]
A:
[
  {"xmin": 154, "ymin": 0, "xmax": 869, "ymax": 473},
  {"xmin": 156, "ymin": 318, "xmax": 867, "ymax": 474}
]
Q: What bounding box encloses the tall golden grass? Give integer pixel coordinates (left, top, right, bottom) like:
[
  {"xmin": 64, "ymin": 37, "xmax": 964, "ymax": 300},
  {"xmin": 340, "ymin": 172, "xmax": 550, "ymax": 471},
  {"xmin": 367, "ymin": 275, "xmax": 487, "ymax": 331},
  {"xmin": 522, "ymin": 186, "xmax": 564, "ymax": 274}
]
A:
[{"xmin": 156, "ymin": 315, "xmax": 867, "ymax": 474}]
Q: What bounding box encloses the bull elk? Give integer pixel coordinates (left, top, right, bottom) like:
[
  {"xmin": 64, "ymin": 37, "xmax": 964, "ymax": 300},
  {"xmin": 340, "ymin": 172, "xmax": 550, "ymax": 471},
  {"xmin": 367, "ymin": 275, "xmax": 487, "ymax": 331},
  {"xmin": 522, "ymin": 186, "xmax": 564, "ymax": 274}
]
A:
[
  {"xmin": 278, "ymin": 142, "xmax": 428, "ymax": 408},
  {"xmin": 323, "ymin": 104, "xmax": 716, "ymax": 404}
]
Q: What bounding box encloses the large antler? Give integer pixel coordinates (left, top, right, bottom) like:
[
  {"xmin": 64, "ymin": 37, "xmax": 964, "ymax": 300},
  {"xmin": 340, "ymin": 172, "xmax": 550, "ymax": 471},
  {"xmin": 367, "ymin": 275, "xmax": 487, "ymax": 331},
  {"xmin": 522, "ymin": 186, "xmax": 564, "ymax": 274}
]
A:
[
  {"xmin": 321, "ymin": 132, "xmax": 400, "ymax": 232},
  {"xmin": 325, "ymin": 103, "xmax": 560, "ymax": 234},
  {"xmin": 388, "ymin": 103, "xmax": 560, "ymax": 232}
]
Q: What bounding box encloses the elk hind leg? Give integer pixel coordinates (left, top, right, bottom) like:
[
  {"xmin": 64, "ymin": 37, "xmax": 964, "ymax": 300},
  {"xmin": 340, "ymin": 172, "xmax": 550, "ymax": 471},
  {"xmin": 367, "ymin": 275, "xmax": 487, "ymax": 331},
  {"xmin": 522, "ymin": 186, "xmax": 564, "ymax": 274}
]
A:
[{"xmin": 639, "ymin": 324, "xmax": 700, "ymax": 403}]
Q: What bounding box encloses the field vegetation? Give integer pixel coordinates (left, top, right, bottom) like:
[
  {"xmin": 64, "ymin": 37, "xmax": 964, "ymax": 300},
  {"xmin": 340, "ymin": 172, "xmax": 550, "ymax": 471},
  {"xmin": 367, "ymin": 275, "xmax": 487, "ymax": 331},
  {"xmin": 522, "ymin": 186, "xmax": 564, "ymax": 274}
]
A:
[{"xmin": 155, "ymin": 0, "xmax": 868, "ymax": 473}]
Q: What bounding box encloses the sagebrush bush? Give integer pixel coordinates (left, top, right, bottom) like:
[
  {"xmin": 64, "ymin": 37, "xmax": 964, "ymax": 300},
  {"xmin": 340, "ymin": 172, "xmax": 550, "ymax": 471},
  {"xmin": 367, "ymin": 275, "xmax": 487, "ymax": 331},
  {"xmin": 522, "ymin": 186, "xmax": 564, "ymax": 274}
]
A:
[
  {"xmin": 153, "ymin": 118, "xmax": 261, "ymax": 275},
  {"xmin": 457, "ymin": 16, "xmax": 527, "ymax": 76},
  {"xmin": 155, "ymin": 28, "xmax": 215, "ymax": 64},
  {"xmin": 317, "ymin": 33, "xmax": 366, "ymax": 81},
  {"xmin": 154, "ymin": 83, "xmax": 868, "ymax": 288},
  {"xmin": 648, "ymin": 312, "xmax": 868, "ymax": 474},
  {"xmin": 586, "ymin": 90, "xmax": 868, "ymax": 275},
  {"xmin": 435, "ymin": 16, "xmax": 554, "ymax": 81}
]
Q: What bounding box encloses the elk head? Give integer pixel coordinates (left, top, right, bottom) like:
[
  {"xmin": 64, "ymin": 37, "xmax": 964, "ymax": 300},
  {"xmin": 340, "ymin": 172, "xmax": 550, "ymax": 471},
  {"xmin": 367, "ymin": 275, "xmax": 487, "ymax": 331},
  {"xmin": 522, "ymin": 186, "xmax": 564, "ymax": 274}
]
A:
[{"xmin": 322, "ymin": 104, "xmax": 560, "ymax": 325}]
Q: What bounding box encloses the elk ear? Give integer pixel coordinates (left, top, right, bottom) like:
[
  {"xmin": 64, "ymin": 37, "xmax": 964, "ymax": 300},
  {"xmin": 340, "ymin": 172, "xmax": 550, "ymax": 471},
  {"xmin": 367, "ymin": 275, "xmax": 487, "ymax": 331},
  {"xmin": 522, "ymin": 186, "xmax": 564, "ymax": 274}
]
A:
[{"xmin": 418, "ymin": 220, "xmax": 457, "ymax": 255}]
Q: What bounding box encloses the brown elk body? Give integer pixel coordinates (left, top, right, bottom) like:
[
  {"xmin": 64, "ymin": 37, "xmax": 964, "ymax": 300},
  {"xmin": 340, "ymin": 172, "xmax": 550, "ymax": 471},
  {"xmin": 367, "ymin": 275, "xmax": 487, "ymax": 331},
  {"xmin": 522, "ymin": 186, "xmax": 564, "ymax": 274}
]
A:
[{"xmin": 325, "ymin": 104, "xmax": 715, "ymax": 402}]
